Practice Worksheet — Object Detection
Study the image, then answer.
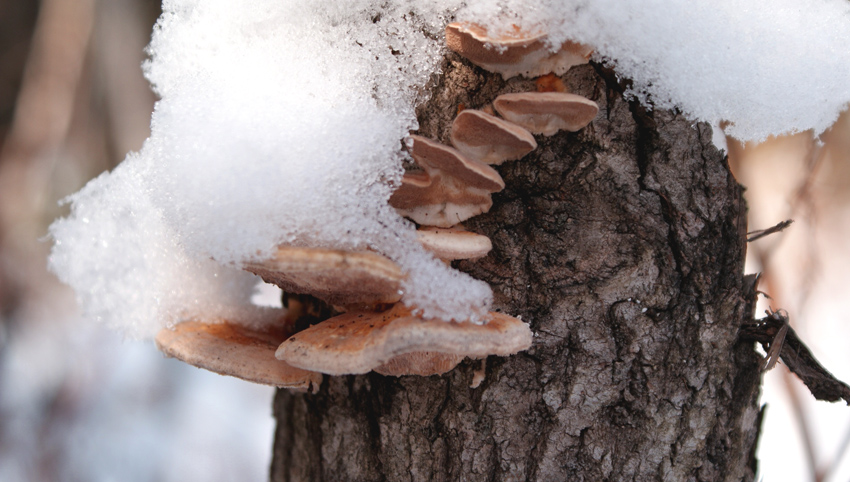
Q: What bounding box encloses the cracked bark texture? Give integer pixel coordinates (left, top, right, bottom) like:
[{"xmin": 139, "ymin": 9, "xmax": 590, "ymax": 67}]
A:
[{"xmin": 270, "ymin": 57, "xmax": 763, "ymax": 481}]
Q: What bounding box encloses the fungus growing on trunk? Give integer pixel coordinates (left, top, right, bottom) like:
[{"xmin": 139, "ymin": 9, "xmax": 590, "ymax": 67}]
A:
[
  {"xmin": 155, "ymin": 320, "xmax": 322, "ymax": 390},
  {"xmin": 416, "ymin": 226, "xmax": 492, "ymax": 261},
  {"xmin": 390, "ymin": 135, "xmax": 505, "ymax": 227},
  {"xmin": 451, "ymin": 109, "xmax": 537, "ymax": 164},
  {"xmin": 275, "ymin": 303, "xmax": 532, "ymax": 376},
  {"xmin": 445, "ymin": 22, "xmax": 592, "ymax": 79},
  {"xmin": 493, "ymin": 92, "xmax": 599, "ymax": 136},
  {"xmin": 373, "ymin": 352, "xmax": 467, "ymax": 377},
  {"xmin": 243, "ymin": 246, "xmax": 403, "ymax": 307}
]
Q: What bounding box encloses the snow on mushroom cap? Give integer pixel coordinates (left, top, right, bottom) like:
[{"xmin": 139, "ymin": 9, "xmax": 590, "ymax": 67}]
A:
[
  {"xmin": 48, "ymin": 1, "xmax": 496, "ymax": 335},
  {"xmin": 445, "ymin": 22, "xmax": 592, "ymax": 79},
  {"xmin": 457, "ymin": 0, "xmax": 850, "ymax": 141}
]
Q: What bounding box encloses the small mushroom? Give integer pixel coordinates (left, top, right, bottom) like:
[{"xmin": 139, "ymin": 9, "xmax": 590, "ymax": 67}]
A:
[
  {"xmin": 243, "ymin": 246, "xmax": 403, "ymax": 307},
  {"xmin": 445, "ymin": 22, "xmax": 592, "ymax": 79},
  {"xmin": 155, "ymin": 320, "xmax": 322, "ymax": 390},
  {"xmin": 470, "ymin": 358, "xmax": 487, "ymax": 388},
  {"xmin": 535, "ymin": 73, "xmax": 568, "ymax": 93},
  {"xmin": 451, "ymin": 110, "xmax": 537, "ymax": 165},
  {"xmin": 493, "ymin": 92, "xmax": 599, "ymax": 136},
  {"xmin": 416, "ymin": 226, "xmax": 492, "ymax": 261},
  {"xmin": 390, "ymin": 135, "xmax": 505, "ymax": 228},
  {"xmin": 275, "ymin": 303, "xmax": 532, "ymax": 375}
]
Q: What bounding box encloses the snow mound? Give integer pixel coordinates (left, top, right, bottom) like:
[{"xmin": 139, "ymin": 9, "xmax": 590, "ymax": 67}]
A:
[{"xmin": 49, "ymin": 0, "xmax": 850, "ymax": 337}]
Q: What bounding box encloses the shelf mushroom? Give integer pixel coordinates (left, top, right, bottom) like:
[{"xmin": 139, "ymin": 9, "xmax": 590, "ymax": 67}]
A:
[
  {"xmin": 451, "ymin": 109, "xmax": 537, "ymax": 165},
  {"xmin": 152, "ymin": 19, "xmax": 606, "ymax": 388},
  {"xmin": 493, "ymin": 92, "xmax": 599, "ymax": 136},
  {"xmin": 243, "ymin": 245, "xmax": 403, "ymax": 307},
  {"xmin": 155, "ymin": 320, "xmax": 322, "ymax": 391},
  {"xmin": 275, "ymin": 303, "xmax": 532, "ymax": 376},
  {"xmin": 416, "ymin": 226, "xmax": 492, "ymax": 261},
  {"xmin": 445, "ymin": 22, "xmax": 592, "ymax": 79},
  {"xmin": 390, "ymin": 135, "xmax": 505, "ymax": 228}
]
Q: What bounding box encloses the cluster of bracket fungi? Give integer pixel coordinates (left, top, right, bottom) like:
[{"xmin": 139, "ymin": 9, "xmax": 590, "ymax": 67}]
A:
[{"xmin": 154, "ymin": 22, "xmax": 599, "ymax": 391}]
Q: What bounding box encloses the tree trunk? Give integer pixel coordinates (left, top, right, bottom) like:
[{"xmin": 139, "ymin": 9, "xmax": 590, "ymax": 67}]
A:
[{"xmin": 269, "ymin": 58, "xmax": 763, "ymax": 481}]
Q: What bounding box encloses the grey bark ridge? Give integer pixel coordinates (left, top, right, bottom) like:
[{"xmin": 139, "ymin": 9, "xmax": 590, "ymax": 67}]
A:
[{"xmin": 271, "ymin": 58, "xmax": 762, "ymax": 482}]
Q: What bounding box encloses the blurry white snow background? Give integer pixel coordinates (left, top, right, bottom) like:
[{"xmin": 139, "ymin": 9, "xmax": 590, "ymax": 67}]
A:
[{"xmin": 1, "ymin": 1, "xmax": 276, "ymax": 481}]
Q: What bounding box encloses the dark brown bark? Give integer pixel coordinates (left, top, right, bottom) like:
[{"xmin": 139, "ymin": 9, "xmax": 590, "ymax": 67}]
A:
[{"xmin": 270, "ymin": 57, "xmax": 763, "ymax": 481}]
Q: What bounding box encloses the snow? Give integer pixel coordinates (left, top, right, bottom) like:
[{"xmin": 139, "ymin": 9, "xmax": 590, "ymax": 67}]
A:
[
  {"xmin": 460, "ymin": 0, "xmax": 850, "ymax": 141},
  {"xmin": 48, "ymin": 0, "xmax": 850, "ymax": 338}
]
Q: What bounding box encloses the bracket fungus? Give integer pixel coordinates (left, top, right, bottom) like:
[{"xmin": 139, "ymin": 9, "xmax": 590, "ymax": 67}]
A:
[
  {"xmin": 155, "ymin": 320, "xmax": 322, "ymax": 391},
  {"xmin": 416, "ymin": 226, "xmax": 492, "ymax": 261},
  {"xmin": 390, "ymin": 135, "xmax": 505, "ymax": 228},
  {"xmin": 150, "ymin": 18, "xmax": 603, "ymax": 386},
  {"xmin": 445, "ymin": 22, "xmax": 592, "ymax": 79},
  {"xmin": 451, "ymin": 109, "xmax": 537, "ymax": 165},
  {"xmin": 493, "ymin": 92, "xmax": 599, "ymax": 136},
  {"xmin": 242, "ymin": 246, "xmax": 403, "ymax": 307},
  {"xmin": 275, "ymin": 303, "xmax": 532, "ymax": 376},
  {"xmin": 373, "ymin": 352, "xmax": 467, "ymax": 377}
]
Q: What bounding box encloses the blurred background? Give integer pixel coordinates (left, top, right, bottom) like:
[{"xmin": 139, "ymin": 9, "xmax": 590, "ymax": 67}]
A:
[
  {"xmin": 0, "ymin": 0, "xmax": 847, "ymax": 481},
  {"xmin": 0, "ymin": 1, "xmax": 276, "ymax": 481}
]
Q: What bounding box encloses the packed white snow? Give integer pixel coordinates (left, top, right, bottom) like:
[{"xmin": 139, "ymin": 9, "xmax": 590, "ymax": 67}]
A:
[
  {"xmin": 460, "ymin": 0, "xmax": 850, "ymax": 141},
  {"xmin": 49, "ymin": 0, "xmax": 850, "ymax": 338}
]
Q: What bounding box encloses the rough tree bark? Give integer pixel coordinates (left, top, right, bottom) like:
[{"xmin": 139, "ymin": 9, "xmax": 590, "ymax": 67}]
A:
[{"xmin": 269, "ymin": 55, "xmax": 763, "ymax": 481}]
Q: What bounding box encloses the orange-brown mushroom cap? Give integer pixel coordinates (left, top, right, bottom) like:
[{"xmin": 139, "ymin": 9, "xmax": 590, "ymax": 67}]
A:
[
  {"xmin": 410, "ymin": 135, "xmax": 504, "ymax": 191},
  {"xmin": 390, "ymin": 135, "xmax": 505, "ymax": 228},
  {"xmin": 155, "ymin": 320, "xmax": 322, "ymax": 390},
  {"xmin": 275, "ymin": 303, "xmax": 532, "ymax": 375},
  {"xmin": 493, "ymin": 92, "xmax": 599, "ymax": 136},
  {"xmin": 451, "ymin": 109, "xmax": 537, "ymax": 165},
  {"xmin": 243, "ymin": 246, "xmax": 403, "ymax": 307},
  {"xmin": 445, "ymin": 22, "xmax": 592, "ymax": 79},
  {"xmin": 416, "ymin": 226, "xmax": 492, "ymax": 261}
]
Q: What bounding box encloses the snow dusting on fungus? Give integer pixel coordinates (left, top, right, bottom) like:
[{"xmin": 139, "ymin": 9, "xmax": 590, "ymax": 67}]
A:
[{"xmin": 49, "ymin": 0, "xmax": 850, "ymax": 339}]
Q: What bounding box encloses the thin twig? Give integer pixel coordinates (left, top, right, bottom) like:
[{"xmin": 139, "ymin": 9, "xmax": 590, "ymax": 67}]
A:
[{"xmin": 747, "ymin": 219, "xmax": 794, "ymax": 242}]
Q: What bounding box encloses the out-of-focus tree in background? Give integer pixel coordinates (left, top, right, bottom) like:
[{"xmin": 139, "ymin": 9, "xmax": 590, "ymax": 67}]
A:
[
  {"xmin": 0, "ymin": 1, "xmax": 848, "ymax": 481},
  {"xmin": 0, "ymin": 2, "xmax": 276, "ymax": 481}
]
